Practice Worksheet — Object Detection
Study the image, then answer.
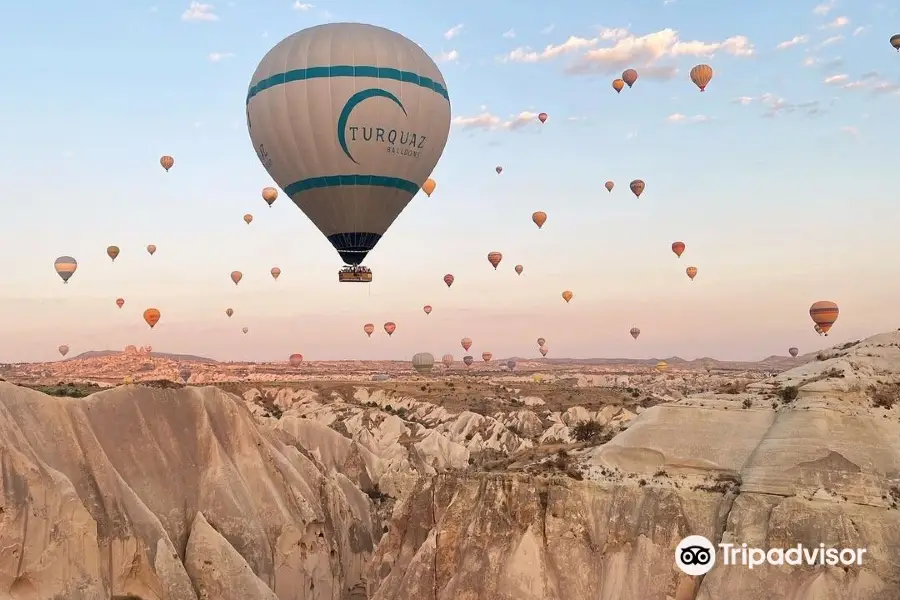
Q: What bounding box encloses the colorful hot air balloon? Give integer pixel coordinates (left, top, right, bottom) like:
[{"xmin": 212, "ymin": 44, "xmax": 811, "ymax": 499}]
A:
[
  {"xmin": 247, "ymin": 24, "xmax": 451, "ymax": 274},
  {"xmin": 892, "ymin": 34, "xmax": 900, "ymax": 51},
  {"xmin": 364, "ymin": 323, "xmax": 375, "ymax": 337},
  {"xmin": 384, "ymin": 322, "xmax": 396, "ymax": 336},
  {"xmin": 532, "ymin": 211, "xmax": 547, "ymax": 229},
  {"xmin": 487, "ymin": 252, "xmax": 502, "ymax": 269},
  {"xmin": 622, "ymin": 69, "xmax": 638, "ymax": 87},
  {"xmin": 537, "ymin": 337, "xmax": 546, "ymax": 347},
  {"xmin": 116, "ymin": 297, "xmax": 125, "ymax": 309},
  {"xmin": 630, "ymin": 179, "xmax": 645, "ymax": 198},
  {"xmin": 270, "ymin": 266, "xmax": 281, "ymax": 280},
  {"xmin": 612, "ymin": 79, "xmax": 625, "ymax": 93},
  {"xmin": 54, "ymin": 256, "xmax": 77, "ymax": 283},
  {"xmin": 289, "ymin": 353, "xmax": 304, "ymax": 366},
  {"xmin": 463, "ymin": 355, "xmax": 474, "ymax": 367},
  {"xmin": 442, "ymin": 354, "xmax": 453, "ymax": 368},
  {"xmin": 226, "ymin": 308, "xmax": 234, "ymax": 317},
  {"xmin": 143, "ymin": 308, "xmax": 161, "ymax": 329},
  {"xmin": 630, "ymin": 327, "xmax": 640, "ymax": 340},
  {"xmin": 243, "ymin": 214, "xmax": 253, "ymax": 225},
  {"xmin": 242, "ymin": 327, "xmax": 249, "ymax": 334},
  {"xmin": 58, "ymin": 345, "xmax": 69, "ymax": 357},
  {"xmin": 107, "ymin": 246, "xmax": 120, "ymax": 261},
  {"xmin": 562, "ymin": 290, "xmax": 573, "ymax": 303},
  {"xmin": 495, "ymin": 166, "xmax": 502, "ymax": 174},
  {"xmin": 690, "ymin": 64, "xmax": 713, "ymax": 91},
  {"xmin": 605, "ymin": 181, "xmax": 614, "ymax": 192},
  {"xmin": 443, "ymin": 274, "xmax": 454, "ymax": 288},
  {"xmin": 482, "ymin": 352, "xmax": 492, "ymax": 362},
  {"xmin": 262, "ymin": 186, "xmax": 278, "ymax": 206},
  {"xmin": 655, "ymin": 361, "xmax": 668, "ymax": 373},
  {"xmin": 178, "ymin": 367, "xmax": 192, "ymax": 382},
  {"xmin": 809, "ymin": 301, "xmax": 839, "ymax": 336},
  {"xmin": 539, "ymin": 346, "xmax": 548, "ymax": 357},
  {"xmin": 514, "ymin": 264, "xmax": 523, "ymax": 275},
  {"xmin": 789, "ymin": 347, "xmax": 799, "ymax": 357},
  {"xmin": 506, "ymin": 359, "xmax": 516, "ymax": 371},
  {"xmin": 160, "ymin": 155, "xmax": 174, "ymax": 171},
  {"xmin": 538, "ymin": 112, "xmax": 548, "ymax": 123},
  {"xmin": 686, "ymin": 266, "xmax": 698, "ymax": 280},
  {"xmin": 422, "ymin": 178, "xmax": 437, "ymax": 197},
  {"xmin": 461, "ymin": 337, "xmax": 472, "ymax": 351},
  {"xmin": 423, "ymin": 305, "xmax": 432, "ymax": 315},
  {"xmin": 146, "ymin": 244, "xmax": 157, "ymax": 256},
  {"xmin": 814, "ymin": 324, "xmax": 823, "ymax": 335},
  {"xmin": 412, "ymin": 352, "xmax": 435, "ymax": 374},
  {"xmin": 230, "ymin": 271, "xmax": 242, "ymax": 285},
  {"xmin": 672, "ymin": 241, "xmax": 685, "ymax": 258}
]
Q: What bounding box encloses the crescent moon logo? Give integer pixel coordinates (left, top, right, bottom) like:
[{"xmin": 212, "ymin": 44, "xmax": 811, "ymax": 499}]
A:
[{"xmin": 337, "ymin": 88, "xmax": 407, "ymax": 164}]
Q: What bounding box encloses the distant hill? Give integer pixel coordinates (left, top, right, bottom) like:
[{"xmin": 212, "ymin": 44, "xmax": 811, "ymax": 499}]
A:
[
  {"xmin": 68, "ymin": 350, "xmax": 216, "ymax": 363},
  {"xmin": 501, "ymin": 353, "xmax": 811, "ymax": 371}
]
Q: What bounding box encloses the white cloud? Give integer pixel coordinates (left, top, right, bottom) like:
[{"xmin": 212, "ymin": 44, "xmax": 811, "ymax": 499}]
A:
[
  {"xmin": 292, "ymin": 1, "xmax": 314, "ymax": 10},
  {"xmin": 732, "ymin": 96, "xmax": 754, "ymax": 104},
  {"xmin": 852, "ymin": 26, "xmax": 868, "ymax": 36},
  {"xmin": 451, "ymin": 111, "xmax": 544, "ymax": 131},
  {"xmin": 208, "ymin": 52, "xmax": 234, "ymax": 62},
  {"xmin": 503, "ymin": 36, "xmax": 600, "ymax": 62},
  {"xmin": 444, "ymin": 24, "xmax": 463, "ymax": 40},
  {"xmin": 776, "ymin": 35, "xmax": 808, "ymax": 49},
  {"xmin": 435, "ymin": 50, "xmax": 459, "ymax": 62},
  {"xmin": 757, "ymin": 93, "xmax": 823, "ymax": 118},
  {"xmin": 817, "ymin": 35, "xmax": 843, "ymax": 48},
  {"xmin": 833, "ymin": 71, "xmax": 900, "ymax": 94},
  {"xmin": 813, "ymin": 0, "xmax": 835, "ymax": 15},
  {"xmin": 540, "ymin": 24, "xmax": 555, "ymax": 35},
  {"xmin": 839, "ymin": 125, "xmax": 859, "ymax": 137},
  {"xmin": 823, "ymin": 73, "xmax": 848, "ymax": 84},
  {"xmin": 665, "ymin": 113, "xmax": 710, "ymax": 123},
  {"xmin": 182, "ymin": 1, "xmax": 217, "ymax": 20},
  {"xmin": 821, "ymin": 16, "xmax": 849, "ymax": 29},
  {"xmin": 502, "ymin": 29, "xmax": 515, "ymax": 39}
]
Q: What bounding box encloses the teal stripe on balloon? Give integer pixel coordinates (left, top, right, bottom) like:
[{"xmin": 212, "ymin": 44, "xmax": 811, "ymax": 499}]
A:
[
  {"xmin": 283, "ymin": 175, "xmax": 421, "ymax": 196},
  {"xmin": 246, "ymin": 66, "xmax": 450, "ymax": 104}
]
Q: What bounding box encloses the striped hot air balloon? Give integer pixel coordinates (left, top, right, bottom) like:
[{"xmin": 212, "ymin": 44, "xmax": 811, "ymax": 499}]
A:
[
  {"xmin": 54, "ymin": 256, "xmax": 78, "ymax": 283},
  {"xmin": 461, "ymin": 337, "xmax": 472, "ymax": 351},
  {"xmin": 143, "ymin": 308, "xmax": 161, "ymax": 329},
  {"xmin": 789, "ymin": 347, "xmax": 799, "ymax": 357},
  {"xmin": 442, "ymin": 354, "xmax": 453, "ymax": 368},
  {"xmin": 364, "ymin": 323, "xmax": 375, "ymax": 337},
  {"xmin": 630, "ymin": 327, "xmax": 640, "ymax": 339},
  {"xmin": 487, "ymin": 252, "xmax": 502, "ymax": 269},
  {"xmin": 482, "ymin": 351, "xmax": 492, "ymax": 362},
  {"xmin": 262, "ymin": 186, "xmax": 278, "ymax": 206},
  {"xmin": 630, "ymin": 179, "xmax": 645, "ymax": 198},
  {"xmin": 443, "ymin": 274, "xmax": 454, "ymax": 288},
  {"xmin": 809, "ymin": 301, "xmax": 839, "ymax": 336},
  {"xmin": 412, "ymin": 352, "xmax": 435, "ymax": 374},
  {"xmin": 463, "ymin": 355, "xmax": 474, "ymax": 367},
  {"xmin": 686, "ymin": 266, "xmax": 698, "ymax": 280},
  {"xmin": 160, "ymin": 155, "xmax": 174, "ymax": 171},
  {"xmin": 690, "ymin": 64, "xmax": 713, "ymax": 91}
]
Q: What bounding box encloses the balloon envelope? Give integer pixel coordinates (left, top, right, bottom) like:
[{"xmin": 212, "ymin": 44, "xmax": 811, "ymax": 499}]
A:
[
  {"xmin": 789, "ymin": 347, "xmax": 799, "ymax": 357},
  {"xmin": 461, "ymin": 337, "xmax": 472, "ymax": 351},
  {"xmin": 226, "ymin": 308, "xmax": 234, "ymax": 317},
  {"xmin": 672, "ymin": 241, "xmax": 685, "ymax": 257},
  {"xmin": 487, "ymin": 252, "xmax": 502, "ymax": 269},
  {"xmin": 514, "ymin": 264, "xmax": 523, "ymax": 275},
  {"xmin": 690, "ymin": 64, "xmax": 713, "ymax": 91},
  {"xmin": 562, "ymin": 290, "xmax": 573, "ymax": 302},
  {"xmin": 231, "ymin": 271, "xmax": 242, "ymax": 285},
  {"xmin": 612, "ymin": 79, "xmax": 624, "ymax": 93},
  {"xmin": 630, "ymin": 327, "xmax": 640, "ymax": 339},
  {"xmin": 58, "ymin": 345, "xmax": 69, "ymax": 357},
  {"xmin": 442, "ymin": 354, "xmax": 453, "ymax": 367},
  {"xmin": 630, "ymin": 179, "xmax": 645, "ymax": 198},
  {"xmin": 384, "ymin": 321, "xmax": 396, "ymax": 336},
  {"xmin": 364, "ymin": 323, "xmax": 375, "ymax": 336},
  {"xmin": 289, "ymin": 353, "xmax": 304, "ymax": 366},
  {"xmin": 107, "ymin": 246, "xmax": 120, "ymax": 261},
  {"xmin": 482, "ymin": 352, "xmax": 492, "ymax": 362},
  {"xmin": 809, "ymin": 301, "xmax": 839, "ymax": 334},
  {"xmin": 116, "ymin": 298, "xmax": 125, "ymax": 308},
  {"xmin": 262, "ymin": 186, "xmax": 278, "ymax": 206},
  {"xmin": 412, "ymin": 352, "xmax": 435, "ymax": 374},
  {"xmin": 54, "ymin": 256, "xmax": 77, "ymax": 283},
  {"xmin": 532, "ymin": 212, "xmax": 547, "ymax": 228},
  {"xmin": 443, "ymin": 273, "xmax": 454, "ymax": 287},
  {"xmin": 143, "ymin": 308, "xmax": 161, "ymax": 328},
  {"xmin": 605, "ymin": 181, "xmax": 614, "ymax": 192},
  {"xmin": 463, "ymin": 355, "xmax": 474, "ymax": 366},
  {"xmin": 160, "ymin": 155, "xmax": 174, "ymax": 171},
  {"xmin": 686, "ymin": 266, "xmax": 698, "ymax": 280},
  {"xmin": 146, "ymin": 244, "xmax": 157, "ymax": 255},
  {"xmin": 506, "ymin": 359, "xmax": 516, "ymax": 370},
  {"xmin": 423, "ymin": 304, "xmax": 432, "ymax": 315},
  {"xmin": 622, "ymin": 69, "xmax": 638, "ymax": 87}
]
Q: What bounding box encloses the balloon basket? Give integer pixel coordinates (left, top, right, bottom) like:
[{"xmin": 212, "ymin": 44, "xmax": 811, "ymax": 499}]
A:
[{"xmin": 338, "ymin": 267, "xmax": 372, "ymax": 283}]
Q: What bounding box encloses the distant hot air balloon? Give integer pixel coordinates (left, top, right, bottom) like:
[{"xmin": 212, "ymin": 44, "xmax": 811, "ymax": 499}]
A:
[
  {"xmin": 178, "ymin": 367, "xmax": 192, "ymax": 382},
  {"xmin": 506, "ymin": 359, "xmax": 516, "ymax": 371},
  {"xmin": 143, "ymin": 308, "xmax": 161, "ymax": 329},
  {"xmin": 422, "ymin": 178, "xmax": 437, "ymax": 197},
  {"xmin": 364, "ymin": 323, "xmax": 375, "ymax": 337},
  {"xmin": 622, "ymin": 69, "xmax": 638, "ymax": 87},
  {"xmin": 243, "ymin": 214, "xmax": 253, "ymax": 225},
  {"xmin": 539, "ymin": 346, "xmax": 548, "ymax": 357},
  {"xmin": 630, "ymin": 179, "xmax": 645, "ymax": 198},
  {"xmin": 54, "ymin": 256, "xmax": 77, "ymax": 283},
  {"xmin": 160, "ymin": 155, "xmax": 174, "ymax": 171},
  {"xmin": 809, "ymin": 300, "xmax": 839, "ymax": 336},
  {"xmin": 686, "ymin": 266, "xmax": 698, "ymax": 280},
  {"xmin": 146, "ymin": 244, "xmax": 156, "ymax": 255},
  {"xmin": 495, "ymin": 166, "xmax": 502, "ymax": 174},
  {"xmin": 461, "ymin": 337, "xmax": 472, "ymax": 351},
  {"xmin": 538, "ymin": 112, "xmax": 548, "ymax": 123},
  {"xmin": 463, "ymin": 355, "xmax": 474, "ymax": 367},
  {"xmin": 289, "ymin": 353, "xmax": 304, "ymax": 366},
  {"xmin": 384, "ymin": 322, "xmax": 396, "ymax": 336},
  {"xmin": 443, "ymin": 274, "xmax": 454, "ymax": 288},
  {"xmin": 270, "ymin": 267, "xmax": 281, "ymax": 280},
  {"xmin": 630, "ymin": 327, "xmax": 640, "ymax": 340},
  {"xmin": 532, "ymin": 211, "xmax": 547, "ymax": 229},
  {"xmin": 605, "ymin": 181, "xmax": 614, "ymax": 192},
  {"xmin": 482, "ymin": 352, "xmax": 492, "ymax": 362},
  {"xmin": 814, "ymin": 324, "xmax": 823, "ymax": 335},
  {"xmin": 423, "ymin": 305, "xmax": 432, "ymax": 315},
  {"xmin": 537, "ymin": 338, "xmax": 546, "ymax": 347},
  {"xmin": 116, "ymin": 297, "xmax": 125, "ymax": 309},
  {"xmin": 226, "ymin": 308, "xmax": 234, "ymax": 317},
  {"xmin": 442, "ymin": 354, "xmax": 453, "ymax": 368},
  {"xmin": 690, "ymin": 64, "xmax": 713, "ymax": 91},
  {"xmin": 892, "ymin": 34, "xmax": 900, "ymax": 51},
  {"xmin": 230, "ymin": 271, "xmax": 242, "ymax": 285},
  {"xmin": 412, "ymin": 352, "xmax": 435, "ymax": 374},
  {"xmin": 656, "ymin": 361, "xmax": 668, "ymax": 373},
  {"xmin": 562, "ymin": 290, "xmax": 573, "ymax": 303},
  {"xmin": 789, "ymin": 347, "xmax": 799, "ymax": 357},
  {"xmin": 487, "ymin": 252, "xmax": 502, "ymax": 269},
  {"xmin": 262, "ymin": 186, "xmax": 278, "ymax": 206},
  {"xmin": 515, "ymin": 264, "xmax": 523, "ymax": 275},
  {"xmin": 123, "ymin": 376, "xmax": 134, "ymax": 385},
  {"xmin": 612, "ymin": 79, "xmax": 625, "ymax": 93},
  {"xmin": 672, "ymin": 241, "xmax": 685, "ymax": 258},
  {"xmin": 58, "ymin": 345, "xmax": 69, "ymax": 357},
  {"xmin": 242, "ymin": 327, "xmax": 249, "ymax": 334},
  {"xmin": 107, "ymin": 246, "xmax": 120, "ymax": 262}
]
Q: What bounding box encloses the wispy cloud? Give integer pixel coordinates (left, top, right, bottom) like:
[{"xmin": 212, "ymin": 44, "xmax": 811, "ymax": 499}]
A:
[
  {"xmin": 451, "ymin": 111, "xmax": 544, "ymax": 131},
  {"xmin": 665, "ymin": 113, "xmax": 711, "ymax": 123},
  {"xmin": 813, "ymin": 0, "xmax": 835, "ymax": 15},
  {"xmin": 823, "ymin": 73, "xmax": 848, "ymax": 84},
  {"xmin": 731, "ymin": 96, "xmax": 754, "ymax": 105},
  {"xmin": 817, "ymin": 35, "xmax": 844, "ymax": 48},
  {"xmin": 434, "ymin": 50, "xmax": 459, "ymax": 63},
  {"xmin": 503, "ymin": 36, "xmax": 600, "ymax": 62},
  {"xmin": 839, "ymin": 125, "xmax": 859, "ymax": 137},
  {"xmin": 820, "ymin": 16, "xmax": 849, "ymax": 29},
  {"xmin": 292, "ymin": 1, "xmax": 314, "ymax": 10},
  {"xmin": 852, "ymin": 26, "xmax": 868, "ymax": 36},
  {"xmin": 444, "ymin": 24, "xmax": 463, "ymax": 40},
  {"xmin": 776, "ymin": 35, "xmax": 808, "ymax": 49},
  {"xmin": 540, "ymin": 24, "xmax": 555, "ymax": 35},
  {"xmin": 208, "ymin": 52, "xmax": 234, "ymax": 62},
  {"xmin": 828, "ymin": 71, "xmax": 900, "ymax": 94},
  {"xmin": 182, "ymin": 1, "xmax": 217, "ymax": 21},
  {"xmin": 502, "ymin": 29, "xmax": 516, "ymax": 39}
]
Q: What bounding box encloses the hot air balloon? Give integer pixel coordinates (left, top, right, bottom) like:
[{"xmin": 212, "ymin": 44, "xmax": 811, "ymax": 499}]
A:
[
  {"xmin": 892, "ymin": 34, "xmax": 900, "ymax": 50},
  {"xmin": 686, "ymin": 266, "xmax": 698, "ymax": 280},
  {"xmin": 442, "ymin": 354, "xmax": 453, "ymax": 368},
  {"xmin": 412, "ymin": 352, "xmax": 435, "ymax": 374},
  {"xmin": 690, "ymin": 64, "xmax": 713, "ymax": 91},
  {"xmin": 630, "ymin": 327, "xmax": 640, "ymax": 340},
  {"xmin": 495, "ymin": 166, "xmax": 502, "ymax": 174},
  {"xmin": 58, "ymin": 345, "xmax": 69, "ymax": 357},
  {"xmin": 538, "ymin": 112, "xmax": 547, "ymax": 123},
  {"xmin": 422, "ymin": 178, "xmax": 437, "ymax": 197},
  {"xmin": 262, "ymin": 186, "xmax": 278, "ymax": 206},
  {"xmin": 672, "ymin": 241, "xmax": 685, "ymax": 258},
  {"xmin": 612, "ymin": 79, "xmax": 625, "ymax": 93},
  {"xmin": 514, "ymin": 265, "xmax": 524, "ymax": 276},
  {"xmin": 230, "ymin": 271, "xmax": 242, "ymax": 285},
  {"xmin": 242, "ymin": 327, "xmax": 249, "ymax": 334},
  {"xmin": 562, "ymin": 290, "xmax": 573, "ymax": 303},
  {"xmin": 146, "ymin": 244, "xmax": 157, "ymax": 255},
  {"xmin": 423, "ymin": 305, "xmax": 432, "ymax": 315},
  {"xmin": 178, "ymin": 367, "xmax": 192, "ymax": 383},
  {"xmin": 270, "ymin": 267, "xmax": 281, "ymax": 280},
  {"xmin": 605, "ymin": 181, "xmax": 614, "ymax": 192},
  {"xmin": 655, "ymin": 361, "xmax": 668, "ymax": 372},
  {"xmin": 243, "ymin": 214, "xmax": 253, "ymax": 225},
  {"xmin": 814, "ymin": 324, "xmax": 823, "ymax": 335},
  {"xmin": 116, "ymin": 297, "xmax": 125, "ymax": 309},
  {"xmin": 364, "ymin": 323, "xmax": 375, "ymax": 337},
  {"xmin": 622, "ymin": 69, "xmax": 638, "ymax": 87},
  {"xmin": 809, "ymin": 301, "xmax": 839, "ymax": 336},
  {"xmin": 54, "ymin": 256, "xmax": 77, "ymax": 283},
  {"xmin": 247, "ymin": 24, "xmax": 451, "ymax": 281},
  {"xmin": 384, "ymin": 322, "xmax": 396, "ymax": 336},
  {"xmin": 789, "ymin": 347, "xmax": 799, "ymax": 357},
  {"xmin": 482, "ymin": 352, "xmax": 492, "ymax": 362},
  {"xmin": 443, "ymin": 274, "xmax": 454, "ymax": 288},
  {"xmin": 143, "ymin": 308, "xmax": 161, "ymax": 329},
  {"xmin": 630, "ymin": 179, "xmax": 645, "ymax": 198},
  {"xmin": 160, "ymin": 155, "xmax": 174, "ymax": 171},
  {"xmin": 463, "ymin": 355, "xmax": 474, "ymax": 367},
  {"xmin": 532, "ymin": 211, "xmax": 547, "ymax": 229},
  {"xmin": 289, "ymin": 353, "xmax": 304, "ymax": 366},
  {"xmin": 487, "ymin": 252, "xmax": 502, "ymax": 269},
  {"xmin": 539, "ymin": 346, "xmax": 548, "ymax": 357},
  {"xmin": 461, "ymin": 337, "xmax": 472, "ymax": 351},
  {"xmin": 537, "ymin": 338, "xmax": 546, "ymax": 347},
  {"xmin": 506, "ymin": 359, "xmax": 516, "ymax": 371},
  {"xmin": 107, "ymin": 246, "xmax": 120, "ymax": 262}
]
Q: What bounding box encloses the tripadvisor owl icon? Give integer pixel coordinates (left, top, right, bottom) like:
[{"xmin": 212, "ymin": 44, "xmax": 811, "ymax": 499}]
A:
[{"xmin": 675, "ymin": 535, "xmax": 716, "ymax": 576}]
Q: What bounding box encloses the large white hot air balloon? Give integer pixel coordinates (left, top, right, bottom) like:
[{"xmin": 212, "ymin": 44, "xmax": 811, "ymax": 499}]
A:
[{"xmin": 246, "ymin": 23, "xmax": 451, "ymax": 283}]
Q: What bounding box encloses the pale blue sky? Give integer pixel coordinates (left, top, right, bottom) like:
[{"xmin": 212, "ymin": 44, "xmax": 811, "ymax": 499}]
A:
[{"xmin": 1, "ymin": 0, "xmax": 899, "ymax": 363}]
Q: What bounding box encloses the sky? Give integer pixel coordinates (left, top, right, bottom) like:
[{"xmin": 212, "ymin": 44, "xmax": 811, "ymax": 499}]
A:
[{"xmin": 0, "ymin": 0, "xmax": 899, "ymax": 363}]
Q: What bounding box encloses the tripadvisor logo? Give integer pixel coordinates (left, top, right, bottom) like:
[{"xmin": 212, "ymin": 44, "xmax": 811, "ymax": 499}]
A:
[{"xmin": 337, "ymin": 88, "xmax": 426, "ymax": 164}]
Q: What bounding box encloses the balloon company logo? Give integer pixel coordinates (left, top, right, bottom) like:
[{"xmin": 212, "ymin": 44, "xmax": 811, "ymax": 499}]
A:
[{"xmin": 337, "ymin": 88, "xmax": 426, "ymax": 164}]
